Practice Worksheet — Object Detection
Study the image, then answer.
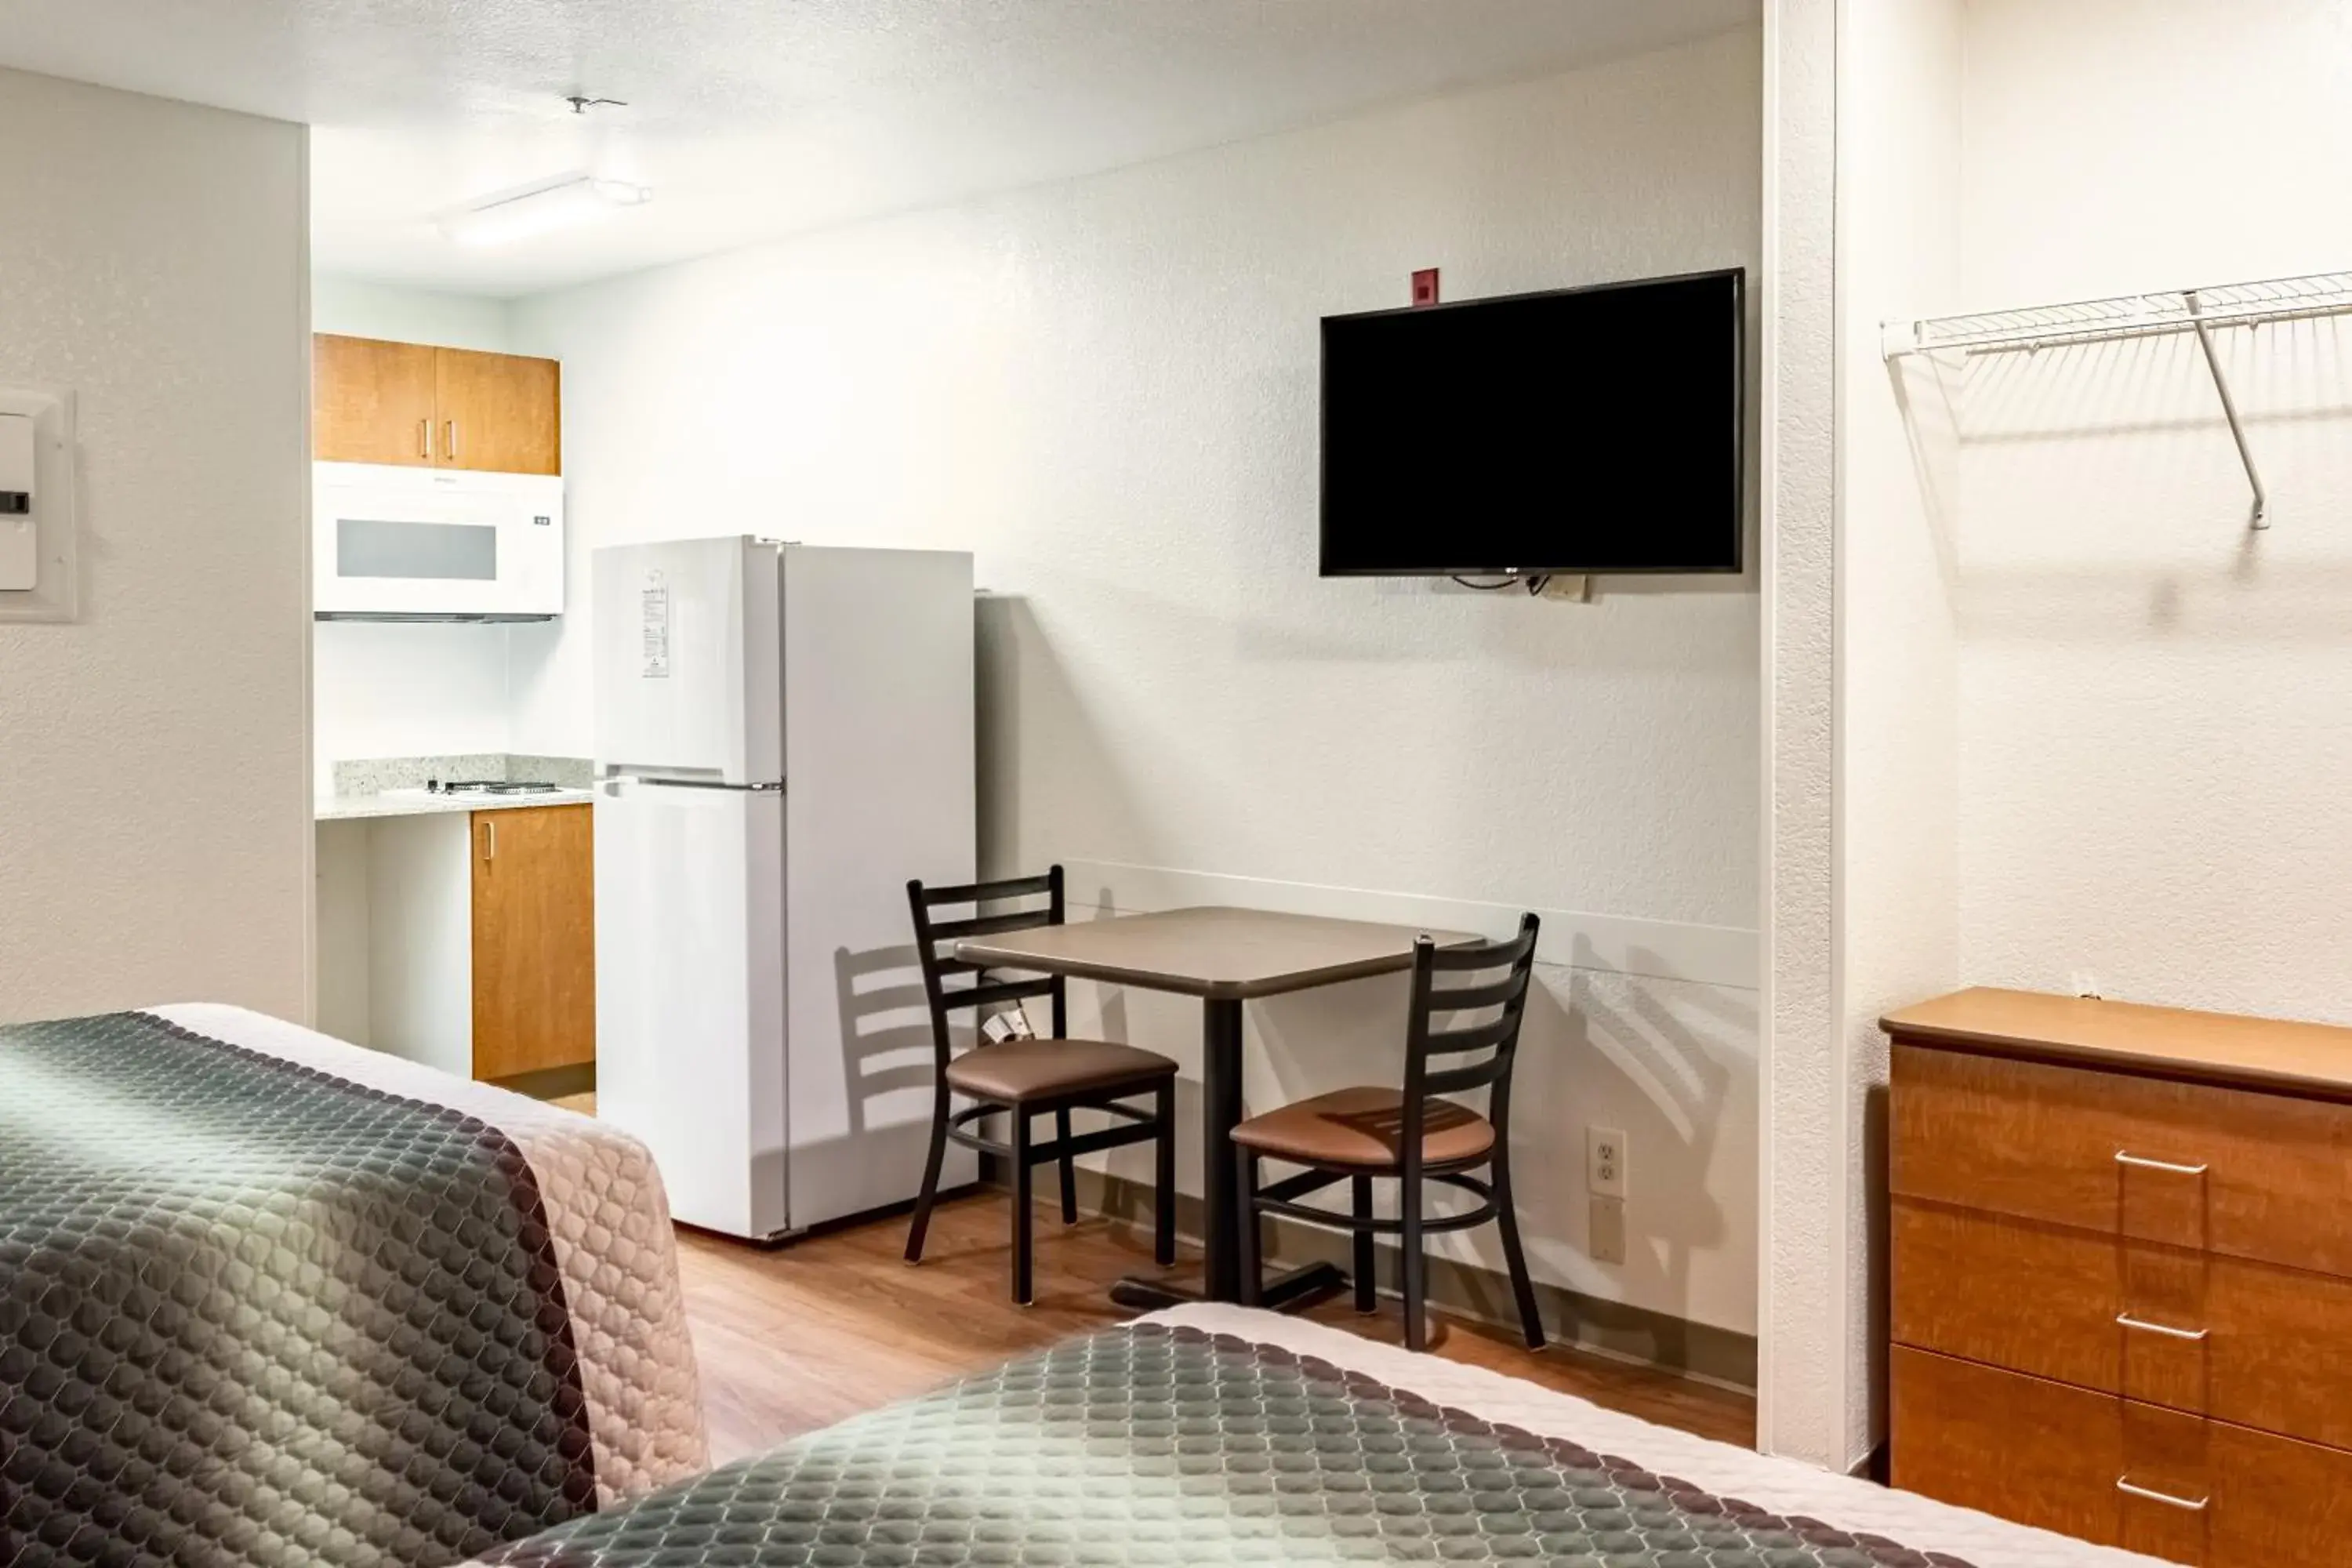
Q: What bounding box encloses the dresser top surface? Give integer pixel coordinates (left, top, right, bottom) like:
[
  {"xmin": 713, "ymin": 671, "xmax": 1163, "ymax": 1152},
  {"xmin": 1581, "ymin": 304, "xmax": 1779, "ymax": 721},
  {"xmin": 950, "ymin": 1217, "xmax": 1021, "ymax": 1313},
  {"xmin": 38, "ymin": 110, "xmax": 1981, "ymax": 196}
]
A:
[{"xmin": 1883, "ymin": 985, "xmax": 2352, "ymax": 1098}]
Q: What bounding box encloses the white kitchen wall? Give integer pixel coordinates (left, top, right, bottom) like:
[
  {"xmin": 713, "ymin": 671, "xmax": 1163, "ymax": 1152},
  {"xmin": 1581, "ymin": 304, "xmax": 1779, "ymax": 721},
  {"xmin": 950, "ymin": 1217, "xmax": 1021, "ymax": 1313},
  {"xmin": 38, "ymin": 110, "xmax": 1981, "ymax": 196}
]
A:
[
  {"xmin": 314, "ymin": 276, "xmax": 513, "ymax": 354},
  {"xmin": 0, "ymin": 66, "xmax": 308, "ymax": 1021},
  {"xmin": 1954, "ymin": 0, "xmax": 2352, "ymax": 1025},
  {"xmin": 310, "ymin": 277, "xmax": 520, "ymax": 793},
  {"xmin": 512, "ymin": 29, "xmax": 1766, "ymax": 1341}
]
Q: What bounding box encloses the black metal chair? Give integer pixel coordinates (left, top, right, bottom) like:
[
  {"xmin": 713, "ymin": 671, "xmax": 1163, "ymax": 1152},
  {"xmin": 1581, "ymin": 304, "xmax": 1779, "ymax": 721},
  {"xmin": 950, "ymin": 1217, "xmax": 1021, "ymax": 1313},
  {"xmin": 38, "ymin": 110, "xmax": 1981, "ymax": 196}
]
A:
[
  {"xmin": 1232, "ymin": 913, "xmax": 1543, "ymax": 1351},
  {"xmin": 905, "ymin": 866, "xmax": 1178, "ymax": 1304}
]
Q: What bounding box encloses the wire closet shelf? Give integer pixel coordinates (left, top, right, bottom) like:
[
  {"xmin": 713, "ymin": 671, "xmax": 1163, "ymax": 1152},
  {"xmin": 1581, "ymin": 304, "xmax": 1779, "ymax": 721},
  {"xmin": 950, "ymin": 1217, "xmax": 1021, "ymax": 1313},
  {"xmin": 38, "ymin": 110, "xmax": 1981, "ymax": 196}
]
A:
[{"xmin": 1882, "ymin": 269, "xmax": 2352, "ymax": 531}]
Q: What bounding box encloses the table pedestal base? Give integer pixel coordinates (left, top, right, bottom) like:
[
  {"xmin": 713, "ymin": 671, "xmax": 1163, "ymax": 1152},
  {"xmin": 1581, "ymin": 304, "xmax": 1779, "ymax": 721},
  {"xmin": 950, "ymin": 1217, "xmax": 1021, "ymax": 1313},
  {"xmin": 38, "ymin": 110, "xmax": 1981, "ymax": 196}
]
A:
[{"xmin": 1110, "ymin": 1260, "xmax": 1348, "ymax": 1316}]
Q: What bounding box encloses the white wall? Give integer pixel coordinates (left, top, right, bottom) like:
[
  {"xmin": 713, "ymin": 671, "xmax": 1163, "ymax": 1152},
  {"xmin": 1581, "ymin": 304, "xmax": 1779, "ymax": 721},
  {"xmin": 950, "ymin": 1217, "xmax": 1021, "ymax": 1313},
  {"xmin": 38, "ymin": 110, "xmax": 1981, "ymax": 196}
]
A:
[
  {"xmin": 1798, "ymin": 0, "xmax": 1966, "ymax": 1472},
  {"xmin": 314, "ymin": 276, "xmax": 514, "ymax": 354},
  {"xmin": 0, "ymin": 67, "xmax": 309, "ymax": 1022},
  {"xmin": 514, "ymin": 31, "xmax": 1766, "ymax": 1338},
  {"xmin": 1755, "ymin": 0, "xmax": 1842, "ymax": 1462},
  {"xmin": 1950, "ymin": 0, "xmax": 2352, "ymax": 1026},
  {"xmin": 310, "ymin": 277, "xmax": 520, "ymax": 792}
]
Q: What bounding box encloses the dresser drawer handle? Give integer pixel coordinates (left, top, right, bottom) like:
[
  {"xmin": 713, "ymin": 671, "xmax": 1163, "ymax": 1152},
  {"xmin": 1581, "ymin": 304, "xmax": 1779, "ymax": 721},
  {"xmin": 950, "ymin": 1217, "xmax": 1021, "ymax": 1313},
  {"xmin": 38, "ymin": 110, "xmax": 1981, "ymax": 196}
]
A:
[
  {"xmin": 2117, "ymin": 1478, "xmax": 2209, "ymax": 1512},
  {"xmin": 2115, "ymin": 1150, "xmax": 2209, "ymax": 1177},
  {"xmin": 2117, "ymin": 1312, "xmax": 2209, "ymax": 1341}
]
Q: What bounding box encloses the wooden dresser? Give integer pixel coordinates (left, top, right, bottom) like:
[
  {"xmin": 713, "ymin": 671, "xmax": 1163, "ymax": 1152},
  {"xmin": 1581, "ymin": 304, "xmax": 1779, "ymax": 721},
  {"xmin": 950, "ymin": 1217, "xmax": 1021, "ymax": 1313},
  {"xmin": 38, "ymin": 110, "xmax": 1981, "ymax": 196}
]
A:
[{"xmin": 1887, "ymin": 987, "xmax": 2352, "ymax": 1566}]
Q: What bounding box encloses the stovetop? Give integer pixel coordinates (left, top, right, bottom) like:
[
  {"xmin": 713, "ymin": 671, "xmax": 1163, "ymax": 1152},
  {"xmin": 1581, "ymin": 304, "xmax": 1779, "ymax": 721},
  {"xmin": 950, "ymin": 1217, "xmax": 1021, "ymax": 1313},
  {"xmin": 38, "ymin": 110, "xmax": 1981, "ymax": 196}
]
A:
[{"xmin": 427, "ymin": 779, "xmax": 567, "ymax": 796}]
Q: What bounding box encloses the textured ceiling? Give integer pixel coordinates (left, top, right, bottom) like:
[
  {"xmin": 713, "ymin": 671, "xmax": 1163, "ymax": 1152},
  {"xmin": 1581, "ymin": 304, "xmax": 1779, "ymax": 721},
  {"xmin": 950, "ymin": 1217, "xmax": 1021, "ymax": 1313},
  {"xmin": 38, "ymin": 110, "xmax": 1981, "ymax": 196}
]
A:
[{"xmin": 0, "ymin": 0, "xmax": 1756, "ymax": 296}]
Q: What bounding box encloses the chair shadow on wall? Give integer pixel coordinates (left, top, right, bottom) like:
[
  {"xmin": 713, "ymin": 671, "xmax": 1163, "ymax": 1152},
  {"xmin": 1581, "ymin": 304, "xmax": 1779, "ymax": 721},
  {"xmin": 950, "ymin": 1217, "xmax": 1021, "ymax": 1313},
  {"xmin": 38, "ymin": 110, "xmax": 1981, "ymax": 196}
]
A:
[
  {"xmin": 831, "ymin": 942, "xmax": 939, "ymax": 1138},
  {"xmin": 1515, "ymin": 935, "xmax": 1751, "ymax": 1367}
]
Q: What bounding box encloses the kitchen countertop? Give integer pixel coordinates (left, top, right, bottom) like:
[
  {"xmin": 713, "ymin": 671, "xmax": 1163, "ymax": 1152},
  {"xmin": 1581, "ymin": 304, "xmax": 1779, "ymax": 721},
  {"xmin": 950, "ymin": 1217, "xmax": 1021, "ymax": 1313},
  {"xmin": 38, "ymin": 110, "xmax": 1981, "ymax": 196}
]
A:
[{"xmin": 315, "ymin": 787, "xmax": 596, "ymax": 822}]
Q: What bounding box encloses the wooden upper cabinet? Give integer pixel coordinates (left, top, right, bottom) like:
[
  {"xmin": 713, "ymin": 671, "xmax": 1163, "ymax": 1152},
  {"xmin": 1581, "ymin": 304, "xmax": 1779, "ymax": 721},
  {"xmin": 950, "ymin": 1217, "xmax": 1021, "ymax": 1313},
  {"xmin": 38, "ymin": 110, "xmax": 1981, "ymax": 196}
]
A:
[
  {"xmin": 471, "ymin": 804, "xmax": 595, "ymax": 1083},
  {"xmin": 314, "ymin": 335, "xmax": 437, "ymax": 466},
  {"xmin": 314, "ymin": 333, "xmax": 561, "ymax": 475},
  {"xmin": 435, "ymin": 346, "xmax": 561, "ymax": 475}
]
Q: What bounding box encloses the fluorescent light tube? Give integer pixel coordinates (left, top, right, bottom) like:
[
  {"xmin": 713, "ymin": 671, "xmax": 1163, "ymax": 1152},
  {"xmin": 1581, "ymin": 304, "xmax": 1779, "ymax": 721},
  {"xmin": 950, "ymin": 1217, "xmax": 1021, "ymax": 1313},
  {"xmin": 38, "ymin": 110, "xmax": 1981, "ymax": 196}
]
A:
[{"xmin": 441, "ymin": 175, "xmax": 652, "ymax": 248}]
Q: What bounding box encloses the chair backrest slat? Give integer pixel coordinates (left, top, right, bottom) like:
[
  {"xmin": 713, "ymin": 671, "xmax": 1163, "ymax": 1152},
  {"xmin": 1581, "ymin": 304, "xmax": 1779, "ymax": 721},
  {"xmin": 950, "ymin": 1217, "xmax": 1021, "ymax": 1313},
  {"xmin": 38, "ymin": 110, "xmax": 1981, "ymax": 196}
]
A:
[
  {"xmin": 924, "ymin": 907, "xmax": 1058, "ymax": 942},
  {"xmin": 1423, "ymin": 1062, "xmax": 1502, "ymax": 1097},
  {"xmin": 1426, "ymin": 974, "xmax": 1523, "ymax": 1014},
  {"xmin": 1423, "ymin": 1017, "xmax": 1515, "ymax": 1056},
  {"xmin": 906, "ymin": 866, "xmax": 1069, "ymax": 1062},
  {"xmin": 1399, "ymin": 913, "xmax": 1541, "ymax": 1167},
  {"xmin": 916, "ymin": 872, "xmax": 1056, "ymax": 906}
]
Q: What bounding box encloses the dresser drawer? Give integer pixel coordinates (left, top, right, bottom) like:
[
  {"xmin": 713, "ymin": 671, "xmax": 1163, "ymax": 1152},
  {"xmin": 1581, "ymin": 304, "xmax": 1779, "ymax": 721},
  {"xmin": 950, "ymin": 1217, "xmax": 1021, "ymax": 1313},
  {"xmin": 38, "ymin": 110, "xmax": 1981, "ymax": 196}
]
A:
[
  {"xmin": 1891, "ymin": 1043, "xmax": 2352, "ymax": 1277},
  {"xmin": 1893, "ymin": 1199, "xmax": 2352, "ymax": 1450},
  {"xmin": 1892, "ymin": 1347, "xmax": 2352, "ymax": 1566}
]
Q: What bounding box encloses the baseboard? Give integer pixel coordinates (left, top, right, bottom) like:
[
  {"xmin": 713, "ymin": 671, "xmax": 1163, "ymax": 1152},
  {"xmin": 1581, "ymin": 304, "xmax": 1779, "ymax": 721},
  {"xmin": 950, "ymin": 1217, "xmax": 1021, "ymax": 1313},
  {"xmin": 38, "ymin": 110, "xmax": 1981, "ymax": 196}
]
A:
[{"xmin": 1069, "ymin": 1167, "xmax": 1756, "ymax": 1392}]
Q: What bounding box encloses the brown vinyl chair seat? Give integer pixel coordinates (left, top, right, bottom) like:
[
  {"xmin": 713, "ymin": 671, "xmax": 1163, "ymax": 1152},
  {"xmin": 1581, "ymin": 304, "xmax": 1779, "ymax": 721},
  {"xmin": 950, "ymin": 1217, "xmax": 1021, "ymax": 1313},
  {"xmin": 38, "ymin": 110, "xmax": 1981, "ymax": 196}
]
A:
[
  {"xmin": 944, "ymin": 1037, "xmax": 1178, "ymax": 1104},
  {"xmin": 1231, "ymin": 1085, "xmax": 1496, "ymax": 1172}
]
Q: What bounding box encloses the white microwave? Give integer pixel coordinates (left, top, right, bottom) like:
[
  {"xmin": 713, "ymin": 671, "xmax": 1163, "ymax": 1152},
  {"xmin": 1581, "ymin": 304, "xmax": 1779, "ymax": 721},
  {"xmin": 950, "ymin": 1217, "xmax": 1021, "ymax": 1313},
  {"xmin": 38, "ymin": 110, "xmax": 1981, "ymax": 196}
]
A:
[{"xmin": 313, "ymin": 462, "xmax": 564, "ymax": 620}]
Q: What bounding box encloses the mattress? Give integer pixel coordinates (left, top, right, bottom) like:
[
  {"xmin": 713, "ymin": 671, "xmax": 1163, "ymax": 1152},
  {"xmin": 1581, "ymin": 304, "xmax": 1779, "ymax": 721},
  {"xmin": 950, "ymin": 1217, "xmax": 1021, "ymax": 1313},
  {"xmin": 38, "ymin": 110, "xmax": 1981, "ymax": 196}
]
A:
[
  {"xmin": 1, "ymin": 1004, "xmax": 707, "ymax": 1568},
  {"xmin": 464, "ymin": 1304, "xmax": 2171, "ymax": 1568}
]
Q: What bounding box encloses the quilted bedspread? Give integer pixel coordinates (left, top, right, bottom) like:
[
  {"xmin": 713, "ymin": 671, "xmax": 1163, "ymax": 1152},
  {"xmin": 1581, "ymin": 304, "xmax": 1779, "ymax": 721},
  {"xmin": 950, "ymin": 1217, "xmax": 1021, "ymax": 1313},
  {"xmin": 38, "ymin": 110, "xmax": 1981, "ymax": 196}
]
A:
[
  {"xmin": 0, "ymin": 1007, "xmax": 707, "ymax": 1568},
  {"xmin": 466, "ymin": 1316, "xmax": 2170, "ymax": 1568}
]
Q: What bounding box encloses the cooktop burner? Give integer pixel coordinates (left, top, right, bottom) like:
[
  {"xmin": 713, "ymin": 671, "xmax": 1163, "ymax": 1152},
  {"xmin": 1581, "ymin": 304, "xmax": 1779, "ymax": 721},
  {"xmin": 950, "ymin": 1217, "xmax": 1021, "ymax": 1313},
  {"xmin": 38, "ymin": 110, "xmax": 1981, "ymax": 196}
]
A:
[{"xmin": 428, "ymin": 779, "xmax": 565, "ymax": 796}]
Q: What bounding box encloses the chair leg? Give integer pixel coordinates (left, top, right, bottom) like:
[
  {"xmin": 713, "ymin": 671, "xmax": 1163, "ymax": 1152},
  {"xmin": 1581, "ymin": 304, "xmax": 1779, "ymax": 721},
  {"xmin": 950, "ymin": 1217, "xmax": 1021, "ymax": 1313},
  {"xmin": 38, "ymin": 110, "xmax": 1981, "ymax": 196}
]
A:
[
  {"xmin": 1351, "ymin": 1175, "xmax": 1377, "ymax": 1314},
  {"xmin": 1056, "ymin": 1108, "xmax": 1079, "ymax": 1224},
  {"xmin": 1400, "ymin": 1171, "xmax": 1426, "ymax": 1352},
  {"xmin": 1490, "ymin": 1151, "xmax": 1546, "ymax": 1350},
  {"xmin": 1153, "ymin": 1081, "xmax": 1178, "ymax": 1267},
  {"xmin": 904, "ymin": 1083, "xmax": 951, "ymax": 1265},
  {"xmin": 1011, "ymin": 1110, "xmax": 1035, "ymax": 1305},
  {"xmin": 1235, "ymin": 1148, "xmax": 1263, "ymax": 1307}
]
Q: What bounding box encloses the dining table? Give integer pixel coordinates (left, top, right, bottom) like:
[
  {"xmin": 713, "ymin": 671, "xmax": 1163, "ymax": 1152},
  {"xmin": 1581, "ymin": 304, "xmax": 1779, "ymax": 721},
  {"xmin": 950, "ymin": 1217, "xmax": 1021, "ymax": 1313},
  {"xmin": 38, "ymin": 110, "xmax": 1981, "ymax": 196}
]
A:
[{"xmin": 953, "ymin": 903, "xmax": 1481, "ymax": 1312}]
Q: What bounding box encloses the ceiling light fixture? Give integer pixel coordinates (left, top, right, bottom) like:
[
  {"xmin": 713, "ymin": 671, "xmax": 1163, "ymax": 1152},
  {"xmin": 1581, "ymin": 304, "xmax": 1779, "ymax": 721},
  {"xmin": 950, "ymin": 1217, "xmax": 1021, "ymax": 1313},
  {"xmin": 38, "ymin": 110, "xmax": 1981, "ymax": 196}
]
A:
[{"xmin": 439, "ymin": 174, "xmax": 652, "ymax": 248}]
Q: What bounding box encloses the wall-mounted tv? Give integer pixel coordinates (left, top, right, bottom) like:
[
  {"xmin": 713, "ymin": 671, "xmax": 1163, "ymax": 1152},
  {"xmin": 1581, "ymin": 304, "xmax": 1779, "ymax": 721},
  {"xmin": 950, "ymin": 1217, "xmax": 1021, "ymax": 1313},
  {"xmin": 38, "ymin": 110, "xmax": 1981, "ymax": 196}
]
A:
[{"xmin": 1319, "ymin": 268, "xmax": 1745, "ymax": 578}]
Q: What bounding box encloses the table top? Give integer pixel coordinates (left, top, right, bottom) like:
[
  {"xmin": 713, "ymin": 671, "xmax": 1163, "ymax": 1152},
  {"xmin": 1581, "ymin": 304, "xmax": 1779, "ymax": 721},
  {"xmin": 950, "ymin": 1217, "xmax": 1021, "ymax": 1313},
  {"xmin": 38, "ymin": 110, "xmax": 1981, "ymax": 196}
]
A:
[{"xmin": 953, "ymin": 905, "xmax": 1484, "ymax": 1001}]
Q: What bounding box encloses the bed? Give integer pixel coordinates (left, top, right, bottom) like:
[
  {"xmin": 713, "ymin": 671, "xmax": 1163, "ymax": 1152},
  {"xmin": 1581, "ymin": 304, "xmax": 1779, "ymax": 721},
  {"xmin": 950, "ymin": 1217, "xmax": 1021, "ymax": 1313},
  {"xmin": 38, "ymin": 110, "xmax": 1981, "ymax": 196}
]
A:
[
  {"xmin": 469, "ymin": 1305, "xmax": 2170, "ymax": 1568},
  {"xmin": 1, "ymin": 1004, "xmax": 708, "ymax": 1568}
]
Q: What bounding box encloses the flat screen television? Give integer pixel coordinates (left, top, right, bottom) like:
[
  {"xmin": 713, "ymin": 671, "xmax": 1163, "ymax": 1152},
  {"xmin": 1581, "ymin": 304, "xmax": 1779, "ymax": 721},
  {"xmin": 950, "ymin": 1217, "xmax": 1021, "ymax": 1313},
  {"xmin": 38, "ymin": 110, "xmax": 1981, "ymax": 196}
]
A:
[{"xmin": 1319, "ymin": 268, "xmax": 1744, "ymax": 577}]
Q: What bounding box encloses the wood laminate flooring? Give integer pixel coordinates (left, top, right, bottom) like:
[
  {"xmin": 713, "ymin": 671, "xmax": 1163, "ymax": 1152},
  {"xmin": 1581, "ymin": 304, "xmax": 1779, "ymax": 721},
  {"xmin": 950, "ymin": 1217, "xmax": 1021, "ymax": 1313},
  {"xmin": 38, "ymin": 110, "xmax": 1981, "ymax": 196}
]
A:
[{"xmin": 675, "ymin": 1189, "xmax": 1755, "ymax": 1465}]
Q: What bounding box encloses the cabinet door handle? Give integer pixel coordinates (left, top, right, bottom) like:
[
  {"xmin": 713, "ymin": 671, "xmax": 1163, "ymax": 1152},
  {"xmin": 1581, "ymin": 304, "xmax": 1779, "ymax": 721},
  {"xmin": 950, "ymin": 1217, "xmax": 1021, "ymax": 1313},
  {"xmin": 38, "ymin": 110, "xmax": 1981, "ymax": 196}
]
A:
[
  {"xmin": 445, "ymin": 419, "xmax": 459, "ymax": 462},
  {"xmin": 2117, "ymin": 1312, "xmax": 2209, "ymax": 1341},
  {"xmin": 2115, "ymin": 1150, "xmax": 2209, "ymax": 1177},
  {"xmin": 2116, "ymin": 1478, "xmax": 2209, "ymax": 1512},
  {"xmin": 419, "ymin": 418, "xmax": 432, "ymax": 459},
  {"xmin": 482, "ymin": 820, "xmax": 495, "ymax": 861}
]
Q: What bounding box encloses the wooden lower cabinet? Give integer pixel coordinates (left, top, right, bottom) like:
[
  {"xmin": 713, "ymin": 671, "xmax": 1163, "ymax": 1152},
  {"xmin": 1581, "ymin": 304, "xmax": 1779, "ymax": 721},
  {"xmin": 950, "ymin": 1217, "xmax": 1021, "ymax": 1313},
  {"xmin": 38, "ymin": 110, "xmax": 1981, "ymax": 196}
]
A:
[
  {"xmin": 1893, "ymin": 1348, "xmax": 2352, "ymax": 1566},
  {"xmin": 471, "ymin": 804, "xmax": 595, "ymax": 1081}
]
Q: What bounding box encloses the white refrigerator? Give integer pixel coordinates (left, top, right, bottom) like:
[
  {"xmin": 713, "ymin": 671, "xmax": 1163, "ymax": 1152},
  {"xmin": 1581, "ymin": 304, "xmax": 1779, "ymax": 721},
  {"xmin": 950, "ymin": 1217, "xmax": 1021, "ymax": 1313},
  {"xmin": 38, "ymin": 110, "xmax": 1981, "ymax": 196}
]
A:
[{"xmin": 591, "ymin": 537, "xmax": 977, "ymax": 1240}]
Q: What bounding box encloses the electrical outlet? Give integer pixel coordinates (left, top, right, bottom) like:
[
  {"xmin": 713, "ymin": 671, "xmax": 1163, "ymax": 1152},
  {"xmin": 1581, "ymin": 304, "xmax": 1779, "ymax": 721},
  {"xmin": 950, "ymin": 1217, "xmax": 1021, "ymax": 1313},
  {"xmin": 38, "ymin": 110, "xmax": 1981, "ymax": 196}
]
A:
[
  {"xmin": 1588, "ymin": 1127, "xmax": 1628, "ymax": 1199},
  {"xmin": 1589, "ymin": 1196, "xmax": 1628, "ymax": 1265}
]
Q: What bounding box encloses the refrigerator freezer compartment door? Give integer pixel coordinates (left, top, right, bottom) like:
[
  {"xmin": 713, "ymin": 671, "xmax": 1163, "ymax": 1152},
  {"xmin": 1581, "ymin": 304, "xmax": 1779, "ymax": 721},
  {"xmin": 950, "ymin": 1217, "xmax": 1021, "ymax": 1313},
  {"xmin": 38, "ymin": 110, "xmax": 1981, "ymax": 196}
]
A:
[{"xmin": 593, "ymin": 536, "xmax": 782, "ymax": 786}]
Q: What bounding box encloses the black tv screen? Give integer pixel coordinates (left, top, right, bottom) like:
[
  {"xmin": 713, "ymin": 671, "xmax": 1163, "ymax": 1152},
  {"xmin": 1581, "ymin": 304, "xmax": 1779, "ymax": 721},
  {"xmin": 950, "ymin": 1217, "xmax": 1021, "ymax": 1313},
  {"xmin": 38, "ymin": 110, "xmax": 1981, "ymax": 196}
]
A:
[{"xmin": 1319, "ymin": 269, "xmax": 1744, "ymax": 576}]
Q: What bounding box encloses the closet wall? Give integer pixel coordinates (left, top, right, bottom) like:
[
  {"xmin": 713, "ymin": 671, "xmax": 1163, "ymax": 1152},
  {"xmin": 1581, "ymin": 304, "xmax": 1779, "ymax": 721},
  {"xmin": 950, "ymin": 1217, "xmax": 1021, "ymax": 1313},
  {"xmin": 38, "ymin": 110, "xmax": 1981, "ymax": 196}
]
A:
[{"xmin": 1951, "ymin": 0, "xmax": 2352, "ymax": 1024}]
